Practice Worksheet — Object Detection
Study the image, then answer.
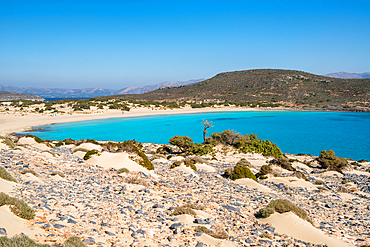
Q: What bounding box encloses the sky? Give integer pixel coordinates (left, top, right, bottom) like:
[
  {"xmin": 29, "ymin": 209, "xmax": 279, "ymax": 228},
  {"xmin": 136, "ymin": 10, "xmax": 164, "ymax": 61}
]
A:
[{"xmin": 0, "ymin": 0, "xmax": 369, "ymax": 89}]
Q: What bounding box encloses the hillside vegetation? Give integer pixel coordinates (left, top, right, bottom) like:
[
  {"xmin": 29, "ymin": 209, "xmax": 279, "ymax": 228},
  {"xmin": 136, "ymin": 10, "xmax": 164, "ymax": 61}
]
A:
[{"xmin": 108, "ymin": 69, "xmax": 370, "ymax": 108}]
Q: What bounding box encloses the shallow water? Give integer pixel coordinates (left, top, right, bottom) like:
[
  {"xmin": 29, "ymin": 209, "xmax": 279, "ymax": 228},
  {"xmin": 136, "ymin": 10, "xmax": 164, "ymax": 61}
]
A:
[{"xmin": 23, "ymin": 111, "xmax": 370, "ymax": 160}]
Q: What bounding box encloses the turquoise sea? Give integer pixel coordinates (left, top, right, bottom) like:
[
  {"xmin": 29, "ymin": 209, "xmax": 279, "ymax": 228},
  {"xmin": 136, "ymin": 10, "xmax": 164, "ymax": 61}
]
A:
[{"xmin": 23, "ymin": 111, "xmax": 370, "ymax": 161}]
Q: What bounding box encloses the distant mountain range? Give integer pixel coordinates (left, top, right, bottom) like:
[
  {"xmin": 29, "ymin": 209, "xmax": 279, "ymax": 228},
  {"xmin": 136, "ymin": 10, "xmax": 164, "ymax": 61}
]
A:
[
  {"xmin": 0, "ymin": 91, "xmax": 44, "ymax": 101},
  {"xmin": 0, "ymin": 79, "xmax": 204, "ymax": 99},
  {"xmin": 323, "ymin": 72, "xmax": 370, "ymax": 79}
]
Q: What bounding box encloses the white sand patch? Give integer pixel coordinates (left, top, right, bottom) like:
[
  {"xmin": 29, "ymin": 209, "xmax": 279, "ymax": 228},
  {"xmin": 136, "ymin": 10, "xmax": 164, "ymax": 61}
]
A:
[
  {"xmin": 87, "ymin": 152, "xmax": 150, "ymax": 174},
  {"xmin": 195, "ymin": 163, "xmax": 216, "ymax": 172},
  {"xmin": 169, "ymin": 156, "xmax": 185, "ymax": 162},
  {"xmin": 234, "ymin": 178, "xmax": 274, "ymax": 193},
  {"xmin": 73, "ymin": 151, "xmax": 86, "ymax": 159},
  {"xmin": 337, "ymin": 192, "xmax": 356, "ymax": 201},
  {"xmin": 0, "ymin": 142, "xmax": 9, "ymax": 150},
  {"xmin": 267, "ymin": 177, "xmax": 317, "ymax": 191},
  {"xmin": 259, "ymin": 212, "xmax": 353, "ymax": 247},
  {"xmin": 292, "ymin": 161, "xmax": 313, "ymax": 174},
  {"xmin": 18, "ymin": 137, "xmax": 37, "ymax": 145},
  {"xmin": 22, "ymin": 173, "xmax": 44, "ymax": 184},
  {"xmin": 49, "ymin": 174, "xmax": 66, "ymax": 181},
  {"xmin": 197, "ymin": 234, "xmax": 236, "ymax": 247},
  {"xmin": 76, "ymin": 143, "xmax": 102, "ymax": 152},
  {"xmin": 41, "ymin": 151, "xmax": 54, "ymax": 159},
  {"xmin": 193, "ymin": 209, "xmax": 213, "ymax": 219},
  {"xmin": 0, "ymin": 178, "xmax": 18, "ymax": 193},
  {"xmin": 32, "ymin": 143, "xmax": 51, "ymax": 151},
  {"xmin": 173, "ymin": 164, "xmax": 196, "ymax": 175},
  {"xmin": 0, "ymin": 205, "xmax": 45, "ymax": 238}
]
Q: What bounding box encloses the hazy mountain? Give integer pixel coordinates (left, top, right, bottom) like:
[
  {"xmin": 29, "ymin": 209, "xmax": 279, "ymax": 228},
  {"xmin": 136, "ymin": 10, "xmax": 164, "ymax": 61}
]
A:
[
  {"xmin": 108, "ymin": 69, "xmax": 370, "ymax": 106},
  {"xmin": 324, "ymin": 72, "xmax": 370, "ymax": 79},
  {"xmin": 0, "ymin": 79, "xmax": 204, "ymax": 98},
  {"xmin": 0, "ymin": 91, "xmax": 44, "ymax": 101}
]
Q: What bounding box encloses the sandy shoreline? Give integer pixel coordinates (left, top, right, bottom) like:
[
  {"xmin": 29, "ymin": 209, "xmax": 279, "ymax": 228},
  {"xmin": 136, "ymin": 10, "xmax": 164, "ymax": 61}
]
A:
[{"xmin": 0, "ymin": 107, "xmax": 263, "ymax": 136}]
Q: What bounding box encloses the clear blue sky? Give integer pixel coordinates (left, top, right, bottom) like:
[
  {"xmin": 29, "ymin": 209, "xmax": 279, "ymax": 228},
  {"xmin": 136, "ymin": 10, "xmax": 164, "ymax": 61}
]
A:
[{"xmin": 0, "ymin": 0, "xmax": 369, "ymax": 89}]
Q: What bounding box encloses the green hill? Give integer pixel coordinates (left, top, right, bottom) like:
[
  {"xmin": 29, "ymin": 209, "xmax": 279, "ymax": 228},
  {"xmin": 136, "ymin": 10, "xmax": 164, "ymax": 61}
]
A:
[{"xmin": 107, "ymin": 69, "xmax": 370, "ymax": 107}]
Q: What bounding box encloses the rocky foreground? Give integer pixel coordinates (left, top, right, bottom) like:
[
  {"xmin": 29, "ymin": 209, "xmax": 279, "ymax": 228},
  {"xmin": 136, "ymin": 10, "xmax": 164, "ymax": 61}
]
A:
[{"xmin": 0, "ymin": 137, "xmax": 369, "ymax": 247}]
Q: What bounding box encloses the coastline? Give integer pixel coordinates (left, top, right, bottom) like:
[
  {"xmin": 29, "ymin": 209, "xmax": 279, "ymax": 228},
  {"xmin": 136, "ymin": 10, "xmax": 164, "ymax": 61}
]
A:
[
  {"xmin": 0, "ymin": 106, "xmax": 263, "ymax": 136},
  {"xmin": 1, "ymin": 105, "xmax": 369, "ymax": 137}
]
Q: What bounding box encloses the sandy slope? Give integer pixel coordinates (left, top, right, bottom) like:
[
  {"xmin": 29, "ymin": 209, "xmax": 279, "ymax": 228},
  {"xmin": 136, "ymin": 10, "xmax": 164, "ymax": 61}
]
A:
[
  {"xmin": 259, "ymin": 212, "xmax": 353, "ymax": 247},
  {"xmin": 0, "ymin": 178, "xmax": 18, "ymax": 193},
  {"xmin": 234, "ymin": 178, "xmax": 274, "ymax": 193},
  {"xmin": 0, "ymin": 205, "xmax": 44, "ymax": 238}
]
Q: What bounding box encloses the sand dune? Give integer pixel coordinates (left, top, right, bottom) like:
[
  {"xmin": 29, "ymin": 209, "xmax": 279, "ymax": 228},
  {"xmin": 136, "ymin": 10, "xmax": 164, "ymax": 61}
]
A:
[
  {"xmin": 0, "ymin": 205, "xmax": 44, "ymax": 238},
  {"xmin": 87, "ymin": 151, "xmax": 150, "ymax": 174},
  {"xmin": 0, "ymin": 178, "xmax": 18, "ymax": 193},
  {"xmin": 75, "ymin": 143, "xmax": 102, "ymax": 152},
  {"xmin": 259, "ymin": 212, "xmax": 353, "ymax": 247},
  {"xmin": 267, "ymin": 176, "xmax": 318, "ymax": 191},
  {"xmin": 234, "ymin": 178, "xmax": 274, "ymax": 193},
  {"xmin": 195, "ymin": 163, "xmax": 216, "ymax": 172}
]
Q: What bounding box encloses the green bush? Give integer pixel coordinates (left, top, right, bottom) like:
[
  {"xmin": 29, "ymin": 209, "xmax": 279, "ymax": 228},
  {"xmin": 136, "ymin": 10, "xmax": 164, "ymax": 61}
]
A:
[
  {"xmin": 255, "ymin": 165, "xmax": 272, "ymax": 179},
  {"xmin": 257, "ymin": 207, "xmax": 275, "ymax": 218},
  {"xmin": 188, "ymin": 143, "xmax": 213, "ymax": 155},
  {"xmin": 0, "ymin": 192, "xmax": 35, "ymax": 220},
  {"xmin": 169, "ymin": 136, "xmax": 194, "ymax": 152},
  {"xmin": 64, "ymin": 236, "xmax": 86, "ymax": 247},
  {"xmin": 122, "ymin": 141, "xmax": 154, "ymax": 170},
  {"xmin": 170, "ymin": 161, "xmax": 182, "ymax": 169},
  {"xmin": 317, "ymin": 150, "xmax": 348, "ymax": 173},
  {"xmin": 20, "ymin": 169, "xmax": 39, "ymax": 177},
  {"xmin": 184, "ymin": 161, "xmax": 197, "ymax": 172},
  {"xmin": 83, "ymin": 149, "xmax": 100, "ymax": 160},
  {"xmin": 0, "ymin": 166, "xmax": 17, "ymax": 182},
  {"xmin": 0, "ymin": 236, "xmax": 50, "ymax": 247},
  {"xmin": 257, "ymin": 199, "xmax": 311, "ymax": 223},
  {"xmin": 117, "ymin": 168, "xmax": 130, "ymax": 174},
  {"xmin": 224, "ymin": 165, "xmax": 257, "ymax": 181}
]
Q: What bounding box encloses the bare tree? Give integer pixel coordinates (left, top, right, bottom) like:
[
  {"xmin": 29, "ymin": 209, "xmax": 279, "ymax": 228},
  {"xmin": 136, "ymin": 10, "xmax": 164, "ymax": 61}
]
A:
[{"xmin": 202, "ymin": 119, "xmax": 214, "ymax": 143}]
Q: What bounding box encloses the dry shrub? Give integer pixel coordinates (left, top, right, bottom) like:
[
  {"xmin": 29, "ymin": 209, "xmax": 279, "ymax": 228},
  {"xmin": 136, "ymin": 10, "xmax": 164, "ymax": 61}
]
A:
[
  {"xmin": 208, "ymin": 226, "xmax": 229, "ymax": 239},
  {"xmin": 170, "ymin": 206, "xmax": 196, "ymax": 216},
  {"xmin": 124, "ymin": 174, "xmax": 148, "ymax": 186}
]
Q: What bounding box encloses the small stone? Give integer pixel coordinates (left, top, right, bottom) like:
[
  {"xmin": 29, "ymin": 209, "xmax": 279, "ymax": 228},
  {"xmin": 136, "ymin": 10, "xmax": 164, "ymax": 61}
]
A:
[{"xmin": 0, "ymin": 228, "xmax": 7, "ymax": 235}]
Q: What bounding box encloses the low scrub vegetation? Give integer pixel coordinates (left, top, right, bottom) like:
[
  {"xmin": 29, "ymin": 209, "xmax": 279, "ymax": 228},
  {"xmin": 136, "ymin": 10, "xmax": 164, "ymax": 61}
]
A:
[
  {"xmin": 255, "ymin": 165, "xmax": 272, "ymax": 179},
  {"xmin": 83, "ymin": 149, "xmax": 100, "ymax": 160},
  {"xmin": 0, "ymin": 192, "xmax": 35, "ymax": 220},
  {"xmin": 224, "ymin": 165, "xmax": 257, "ymax": 181},
  {"xmin": 20, "ymin": 169, "xmax": 39, "ymax": 177},
  {"xmin": 50, "ymin": 171, "xmax": 65, "ymax": 177},
  {"xmin": 0, "ymin": 136, "xmax": 17, "ymax": 149},
  {"xmin": 0, "ymin": 166, "xmax": 17, "ymax": 182},
  {"xmin": 169, "ymin": 130, "xmax": 283, "ymax": 158},
  {"xmin": 170, "ymin": 206, "xmax": 196, "ymax": 216},
  {"xmin": 257, "ymin": 199, "xmax": 311, "ymax": 223},
  {"xmin": 317, "ymin": 150, "xmax": 348, "ymax": 173},
  {"xmin": 170, "ymin": 160, "xmax": 197, "ymax": 172},
  {"xmin": 0, "ymin": 236, "xmax": 50, "ymax": 247},
  {"xmin": 207, "ymin": 226, "xmax": 229, "ymax": 239},
  {"xmin": 117, "ymin": 168, "xmax": 130, "ymax": 174},
  {"xmin": 64, "ymin": 236, "xmax": 86, "ymax": 247},
  {"xmin": 269, "ymin": 158, "xmax": 295, "ymax": 171}
]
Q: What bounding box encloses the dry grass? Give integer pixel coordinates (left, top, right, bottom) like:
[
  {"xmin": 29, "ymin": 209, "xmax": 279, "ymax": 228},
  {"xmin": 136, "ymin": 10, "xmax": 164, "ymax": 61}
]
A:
[
  {"xmin": 170, "ymin": 206, "xmax": 196, "ymax": 216},
  {"xmin": 124, "ymin": 174, "xmax": 148, "ymax": 186}
]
